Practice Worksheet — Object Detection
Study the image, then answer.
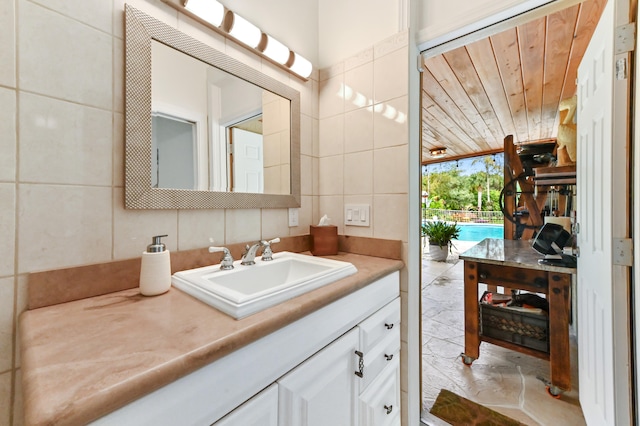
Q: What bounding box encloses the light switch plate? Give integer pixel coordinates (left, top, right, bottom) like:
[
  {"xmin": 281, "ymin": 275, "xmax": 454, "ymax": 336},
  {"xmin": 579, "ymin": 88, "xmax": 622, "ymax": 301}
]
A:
[
  {"xmin": 345, "ymin": 204, "xmax": 370, "ymax": 227},
  {"xmin": 288, "ymin": 208, "xmax": 299, "ymax": 227}
]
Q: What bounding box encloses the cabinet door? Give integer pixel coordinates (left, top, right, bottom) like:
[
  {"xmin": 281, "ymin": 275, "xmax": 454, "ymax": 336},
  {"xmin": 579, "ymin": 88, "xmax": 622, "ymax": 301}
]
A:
[
  {"xmin": 214, "ymin": 384, "xmax": 278, "ymax": 426},
  {"xmin": 359, "ymin": 357, "xmax": 400, "ymax": 426},
  {"xmin": 278, "ymin": 328, "xmax": 359, "ymax": 426}
]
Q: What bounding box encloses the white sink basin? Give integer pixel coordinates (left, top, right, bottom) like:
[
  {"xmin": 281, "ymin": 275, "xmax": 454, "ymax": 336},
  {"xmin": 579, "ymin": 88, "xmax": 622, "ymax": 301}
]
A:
[{"xmin": 171, "ymin": 251, "xmax": 357, "ymax": 319}]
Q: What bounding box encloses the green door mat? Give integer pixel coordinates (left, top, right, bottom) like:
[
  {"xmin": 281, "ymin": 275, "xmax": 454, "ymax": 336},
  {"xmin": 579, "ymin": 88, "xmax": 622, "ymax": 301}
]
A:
[{"xmin": 430, "ymin": 389, "xmax": 525, "ymax": 426}]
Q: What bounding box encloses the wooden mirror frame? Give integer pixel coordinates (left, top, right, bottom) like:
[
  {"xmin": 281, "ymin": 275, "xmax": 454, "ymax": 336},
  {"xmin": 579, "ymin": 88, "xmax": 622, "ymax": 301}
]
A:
[{"xmin": 125, "ymin": 5, "xmax": 301, "ymax": 209}]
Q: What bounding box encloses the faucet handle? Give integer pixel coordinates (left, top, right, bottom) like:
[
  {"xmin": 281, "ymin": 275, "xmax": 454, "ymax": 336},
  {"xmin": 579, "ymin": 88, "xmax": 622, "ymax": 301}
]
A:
[
  {"xmin": 209, "ymin": 246, "xmax": 234, "ymax": 270},
  {"xmin": 261, "ymin": 237, "xmax": 280, "ymax": 261}
]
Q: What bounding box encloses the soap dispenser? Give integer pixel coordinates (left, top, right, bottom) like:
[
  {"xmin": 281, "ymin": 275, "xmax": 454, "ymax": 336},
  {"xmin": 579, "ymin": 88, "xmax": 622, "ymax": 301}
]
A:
[{"xmin": 139, "ymin": 235, "xmax": 171, "ymax": 296}]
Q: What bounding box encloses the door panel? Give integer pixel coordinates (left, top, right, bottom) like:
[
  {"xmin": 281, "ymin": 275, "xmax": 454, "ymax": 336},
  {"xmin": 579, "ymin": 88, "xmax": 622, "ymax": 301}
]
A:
[{"xmin": 576, "ymin": 0, "xmax": 631, "ymax": 423}]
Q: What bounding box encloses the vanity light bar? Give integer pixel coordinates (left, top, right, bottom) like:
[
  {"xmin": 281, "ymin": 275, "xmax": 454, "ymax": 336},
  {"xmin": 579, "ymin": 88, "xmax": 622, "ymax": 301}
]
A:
[
  {"xmin": 184, "ymin": 0, "xmax": 224, "ymax": 27},
  {"xmin": 179, "ymin": 0, "xmax": 313, "ymax": 79},
  {"xmin": 225, "ymin": 11, "xmax": 262, "ymax": 49},
  {"xmin": 289, "ymin": 52, "xmax": 313, "ymax": 79},
  {"xmin": 262, "ymin": 34, "xmax": 290, "ymax": 65}
]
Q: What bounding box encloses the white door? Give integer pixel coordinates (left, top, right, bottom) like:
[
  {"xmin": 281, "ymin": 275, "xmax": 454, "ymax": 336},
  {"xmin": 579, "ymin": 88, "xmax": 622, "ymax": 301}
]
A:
[
  {"xmin": 232, "ymin": 128, "xmax": 264, "ymax": 193},
  {"xmin": 278, "ymin": 328, "xmax": 360, "ymax": 426},
  {"xmin": 576, "ymin": 0, "xmax": 631, "ymax": 424}
]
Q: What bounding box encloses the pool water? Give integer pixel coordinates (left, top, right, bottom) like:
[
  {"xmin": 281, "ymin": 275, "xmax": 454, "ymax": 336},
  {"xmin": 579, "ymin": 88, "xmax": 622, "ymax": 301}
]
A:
[{"xmin": 454, "ymin": 224, "xmax": 504, "ymax": 242}]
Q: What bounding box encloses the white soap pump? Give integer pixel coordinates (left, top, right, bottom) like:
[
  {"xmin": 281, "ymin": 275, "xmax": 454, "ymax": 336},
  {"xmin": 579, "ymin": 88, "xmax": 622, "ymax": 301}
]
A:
[{"xmin": 139, "ymin": 234, "xmax": 171, "ymax": 296}]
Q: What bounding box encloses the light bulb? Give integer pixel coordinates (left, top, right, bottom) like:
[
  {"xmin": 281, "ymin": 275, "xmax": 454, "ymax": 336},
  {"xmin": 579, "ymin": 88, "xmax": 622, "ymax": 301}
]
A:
[
  {"xmin": 263, "ymin": 35, "xmax": 291, "ymax": 64},
  {"xmin": 184, "ymin": 0, "xmax": 224, "ymax": 27},
  {"xmin": 228, "ymin": 13, "xmax": 261, "ymax": 48},
  {"xmin": 289, "ymin": 52, "xmax": 313, "ymax": 78}
]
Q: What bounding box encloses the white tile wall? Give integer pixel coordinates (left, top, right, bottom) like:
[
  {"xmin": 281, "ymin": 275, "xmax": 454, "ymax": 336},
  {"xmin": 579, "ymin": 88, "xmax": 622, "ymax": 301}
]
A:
[
  {"xmin": 318, "ymin": 155, "xmax": 344, "ymax": 195},
  {"xmin": 344, "ymin": 151, "xmax": 373, "ymax": 195},
  {"xmin": 30, "ymin": 0, "xmax": 113, "ymax": 33},
  {"xmin": 19, "ymin": 93, "xmax": 113, "ymax": 186},
  {"xmin": 373, "ymin": 193, "xmax": 408, "ymax": 241},
  {"xmin": 318, "ymin": 31, "xmax": 409, "ymax": 243},
  {"xmin": 261, "ymin": 208, "xmax": 290, "ymax": 240},
  {"xmin": 374, "ymin": 95, "xmax": 409, "ymax": 149},
  {"xmin": 344, "ymin": 62, "xmax": 374, "ymax": 113},
  {"xmin": 374, "ymin": 145, "xmax": 409, "ymax": 194},
  {"xmin": 0, "ymin": 88, "xmax": 16, "ymax": 182},
  {"xmin": 344, "ymin": 107, "xmax": 374, "ymax": 153},
  {"xmin": 300, "ymin": 155, "xmax": 313, "ymax": 196},
  {"xmin": 18, "ymin": 184, "xmax": 113, "ymax": 272},
  {"xmin": 318, "ymin": 75, "xmax": 344, "ymax": 119},
  {"xmin": 177, "ymin": 209, "xmax": 226, "ymax": 251},
  {"xmin": 113, "ymin": 112, "xmax": 125, "ymax": 187},
  {"xmin": 112, "ymin": 188, "xmax": 179, "ymax": 259},
  {"xmin": 300, "ymin": 114, "xmax": 314, "ymax": 156},
  {"xmin": 225, "ymin": 209, "xmax": 262, "ymax": 244},
  {"xmin": 18, "ymin": 0, "xmax": 113, "ymax": 110},
  {"xmin": 374, "ymin": 47, "xmax": 409, "ymax": 102},
  {"xmin": 0, "ymin": 185, "xmax": 15, "ymax": 278},
  {"xmin": 319, "ymin": 114, "xmax": 344, "ymax": 157},
  {"xmin": 0, "ymin": 1, "xmax": 16, "ymax": 88}
]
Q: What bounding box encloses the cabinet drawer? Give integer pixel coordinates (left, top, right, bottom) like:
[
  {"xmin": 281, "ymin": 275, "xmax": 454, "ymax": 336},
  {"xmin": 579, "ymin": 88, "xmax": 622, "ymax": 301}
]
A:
[
  {"xmin": 359, "ymin": 357, "xmax": 400, "ymax": 426},
  {"xmin": 359, "ymin": 298, "xmax": 401, "ymax": 353},
  {"xmin": 360, "ymin": 327, "xmax": 400, "ymax": 392}
]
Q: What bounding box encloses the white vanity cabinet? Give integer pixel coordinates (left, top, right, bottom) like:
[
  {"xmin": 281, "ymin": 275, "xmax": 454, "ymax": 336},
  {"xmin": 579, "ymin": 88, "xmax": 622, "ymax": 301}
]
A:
[
  {"xmin": 278, "ymin": 328, "xmax": 360, "ymax": 425},
  {"xmin": 224, "ymin": 299, "xmax": 401, "ymax": 426},
  {"xmin": 215, "ymin": 384, "xmax": 279, "ymax": 426},
  {"xmin": 356, "ymin": 298, "xmax": 401, "ymax": 426},
  {"xmin": 92, "ymin": 271, "xmax": 400, "ymax": 426}
]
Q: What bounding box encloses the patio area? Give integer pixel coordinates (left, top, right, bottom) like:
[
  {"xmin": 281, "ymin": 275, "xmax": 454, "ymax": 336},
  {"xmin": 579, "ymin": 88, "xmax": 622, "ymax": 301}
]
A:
[{"xmin": 420, "ymin": 241, "xmax": 586, "ymax": 425}]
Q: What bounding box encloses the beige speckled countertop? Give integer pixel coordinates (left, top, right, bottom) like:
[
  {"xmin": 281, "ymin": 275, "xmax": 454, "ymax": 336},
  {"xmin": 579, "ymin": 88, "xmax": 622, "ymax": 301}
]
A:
[
  {"xmin": 459, "ymin": 238, "xmax": 577, "ymax": 273},
  {"xmin": 21, "ymin": 251, "xmax": 403, "ymax": 426}
]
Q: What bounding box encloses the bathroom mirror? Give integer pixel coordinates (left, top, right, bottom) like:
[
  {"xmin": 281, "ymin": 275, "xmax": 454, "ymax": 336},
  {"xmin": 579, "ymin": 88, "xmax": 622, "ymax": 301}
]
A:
[{"xmin": 125, "ymin": 5, "xmax": 301, "ymax": 209}]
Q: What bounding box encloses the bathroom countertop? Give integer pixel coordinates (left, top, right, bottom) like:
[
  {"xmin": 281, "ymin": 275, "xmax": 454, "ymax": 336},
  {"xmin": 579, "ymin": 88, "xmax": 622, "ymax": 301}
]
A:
[
  {"xmin": 20, "ymin": 252, "xmax": 403, "ymax": 426},
  {"xmin": 459, "ymin": 238, "xmax": 577, "ymax": 273}
]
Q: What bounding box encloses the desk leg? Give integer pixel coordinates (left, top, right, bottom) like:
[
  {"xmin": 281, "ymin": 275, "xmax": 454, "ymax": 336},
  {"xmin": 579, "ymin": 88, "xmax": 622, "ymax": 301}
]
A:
[
  {"xmin": 548, "ymin": 272, "xmax": 571, "ymax": 391},
  {"xmin": 464, "ymin": 261, "xmax": 480, "ymax": 361}
]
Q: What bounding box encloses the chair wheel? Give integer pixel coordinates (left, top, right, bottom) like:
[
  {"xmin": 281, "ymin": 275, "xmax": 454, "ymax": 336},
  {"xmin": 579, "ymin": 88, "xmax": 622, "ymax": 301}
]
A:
[
  {"xmin": 546, "ymin": 385, "xmax": 562, "ymax": 399},
  {"xmin": 460, "ymin": 354, "xmax": 474, "ymax": 366}
]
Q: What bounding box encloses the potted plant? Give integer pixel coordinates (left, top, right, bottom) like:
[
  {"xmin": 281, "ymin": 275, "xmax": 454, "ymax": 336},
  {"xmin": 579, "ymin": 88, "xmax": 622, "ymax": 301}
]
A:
[{"xmin": 422, "ymin": 220, "xmax": 461, "ymax": 261}]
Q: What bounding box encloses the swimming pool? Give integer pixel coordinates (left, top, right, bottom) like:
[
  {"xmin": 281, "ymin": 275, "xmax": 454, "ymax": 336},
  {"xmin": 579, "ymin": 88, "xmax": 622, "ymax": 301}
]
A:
[{"xmin": 454, "ymin": 223, "xmax": 504, "ymax": 242}]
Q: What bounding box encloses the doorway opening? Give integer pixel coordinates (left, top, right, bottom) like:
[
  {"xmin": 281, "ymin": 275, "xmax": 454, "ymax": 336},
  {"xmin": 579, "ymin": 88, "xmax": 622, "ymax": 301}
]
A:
[{"xmin": 418, "ymin": 0, "xmax": 609, "ymax": 424}]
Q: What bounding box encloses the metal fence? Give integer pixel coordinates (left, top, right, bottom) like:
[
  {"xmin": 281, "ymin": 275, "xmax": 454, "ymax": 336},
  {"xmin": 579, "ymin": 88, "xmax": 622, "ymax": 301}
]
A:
[{"xmin": 422, "ymin": 208, "xmax": 504, "ymax": 224}]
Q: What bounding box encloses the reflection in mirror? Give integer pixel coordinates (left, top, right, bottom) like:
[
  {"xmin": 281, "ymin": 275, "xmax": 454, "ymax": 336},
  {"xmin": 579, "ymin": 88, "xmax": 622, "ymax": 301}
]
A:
[
  {"xmin": 151, "ymin": 113, "xmax": 197, "ymax": 189},
  {"xmin": 151, "ymin": 41, "xmax": 291, "ymax": 195},
  {"xmin": 125, "ymin": 5, "xmax": 300, "ymax": 209}
]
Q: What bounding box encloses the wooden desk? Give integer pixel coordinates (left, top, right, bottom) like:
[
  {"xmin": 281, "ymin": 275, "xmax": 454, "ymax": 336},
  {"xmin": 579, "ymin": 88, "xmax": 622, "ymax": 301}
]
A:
[{"xmin": 459, "ymin": 238, "xmax": 576, "ymax": 394}]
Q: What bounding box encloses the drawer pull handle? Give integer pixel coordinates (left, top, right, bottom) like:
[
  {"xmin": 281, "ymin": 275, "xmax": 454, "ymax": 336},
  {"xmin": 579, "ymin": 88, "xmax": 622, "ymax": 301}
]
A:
[
  {"xmin": 354, "ymin": 350, "xmax": 364, "ymax": 378},
  {"xmin": 384, "ymin": 404, "xmax": 393, "ymax": 414},
  {"xmin": 479, "ymin": 273, "xmax": 488, "ymax": 280},
  {"xmin": 384, "ymin": 323, "xmax": 394, "ymax": 330},
  {"xmin": 384, "ymin": 354, "xmax": 393, "ymax": 361}
]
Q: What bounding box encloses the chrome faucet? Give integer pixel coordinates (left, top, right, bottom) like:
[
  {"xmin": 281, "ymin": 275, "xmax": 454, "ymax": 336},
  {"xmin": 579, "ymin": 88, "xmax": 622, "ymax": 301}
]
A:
[
  {"xmin": 241, "ymin": 238, "xmax": 280, "ymax": 265},
  {"xmin": 260, "ymin": 237, "xmax": 280, "ymax": 261},
  {"xmin": 209, "ymin": 246, "xmax": 234, "ymax": 270}
]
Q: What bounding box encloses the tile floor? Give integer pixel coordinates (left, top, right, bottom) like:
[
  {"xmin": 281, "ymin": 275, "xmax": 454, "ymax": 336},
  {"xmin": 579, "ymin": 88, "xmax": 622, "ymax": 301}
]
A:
[{"xmin": 420, "ymin": 241, "xmax": 587, "ymax": 426}]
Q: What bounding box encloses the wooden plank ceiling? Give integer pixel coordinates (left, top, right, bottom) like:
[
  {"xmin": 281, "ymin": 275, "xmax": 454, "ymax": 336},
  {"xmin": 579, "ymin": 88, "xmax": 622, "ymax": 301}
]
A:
[{"xmin": 421, "ymin": 0, "xmax": 606, "ymax": 164}]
